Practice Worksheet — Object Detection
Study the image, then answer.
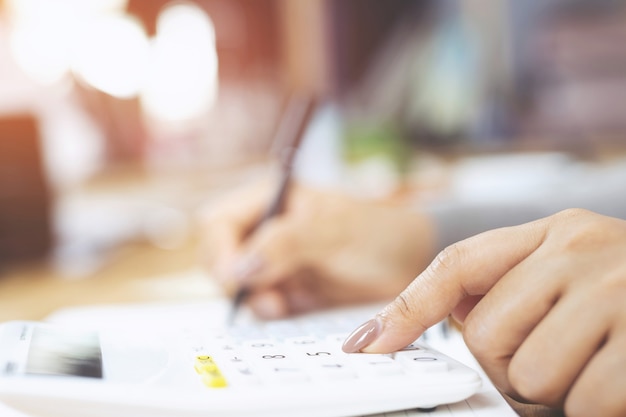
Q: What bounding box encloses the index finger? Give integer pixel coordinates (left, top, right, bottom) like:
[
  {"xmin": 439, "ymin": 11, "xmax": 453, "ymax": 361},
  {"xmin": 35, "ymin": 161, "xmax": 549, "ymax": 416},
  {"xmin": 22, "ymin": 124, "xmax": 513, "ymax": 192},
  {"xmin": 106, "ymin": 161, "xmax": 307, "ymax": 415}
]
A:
[{"xmin": 342, "ymin": 218, "xmax": 548, "ymax": 353}]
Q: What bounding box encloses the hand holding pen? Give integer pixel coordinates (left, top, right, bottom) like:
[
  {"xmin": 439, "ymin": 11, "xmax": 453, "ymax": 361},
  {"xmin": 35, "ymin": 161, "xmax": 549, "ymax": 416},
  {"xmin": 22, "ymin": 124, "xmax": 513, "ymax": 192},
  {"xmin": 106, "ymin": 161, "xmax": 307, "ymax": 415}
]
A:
[
  {"xmin": 227, "ymin": 93, "xmax": 317, "ymax": 324},
  {"xmin": 203, "ymin": 93, "xmax": 434, "ymax": 323}
]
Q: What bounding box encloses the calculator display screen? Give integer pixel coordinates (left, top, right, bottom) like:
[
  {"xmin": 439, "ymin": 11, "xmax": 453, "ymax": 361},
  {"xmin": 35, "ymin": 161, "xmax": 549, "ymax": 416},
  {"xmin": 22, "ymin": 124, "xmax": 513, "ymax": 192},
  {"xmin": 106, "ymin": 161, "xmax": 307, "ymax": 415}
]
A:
[{"xmin": 25, "ymin": 325, "xmax": 103, "ymax": 379}]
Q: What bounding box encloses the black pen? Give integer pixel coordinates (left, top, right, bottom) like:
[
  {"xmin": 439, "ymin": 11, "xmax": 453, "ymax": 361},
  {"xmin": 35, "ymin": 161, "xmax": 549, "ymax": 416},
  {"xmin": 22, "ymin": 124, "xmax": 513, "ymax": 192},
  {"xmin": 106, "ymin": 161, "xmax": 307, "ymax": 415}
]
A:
[{"xmin": 227, "ymin": 93, "xmax": 317, "ymax": 326}]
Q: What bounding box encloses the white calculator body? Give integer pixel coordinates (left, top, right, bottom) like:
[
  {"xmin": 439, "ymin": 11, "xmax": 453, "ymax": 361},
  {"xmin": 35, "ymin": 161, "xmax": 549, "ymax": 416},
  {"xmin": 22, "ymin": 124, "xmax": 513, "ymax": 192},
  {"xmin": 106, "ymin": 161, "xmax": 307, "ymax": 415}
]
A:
[{"xmin": 0, "ymin": 301, "xmax": 481, "ymax": 417}]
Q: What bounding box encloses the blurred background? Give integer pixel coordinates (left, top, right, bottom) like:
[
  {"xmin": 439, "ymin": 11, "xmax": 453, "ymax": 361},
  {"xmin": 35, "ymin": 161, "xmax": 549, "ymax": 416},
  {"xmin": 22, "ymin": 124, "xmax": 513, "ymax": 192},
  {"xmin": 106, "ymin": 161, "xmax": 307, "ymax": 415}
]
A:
[{"xmin": 2, "ymin": 0, "xmax": 626, "ymax": 280}]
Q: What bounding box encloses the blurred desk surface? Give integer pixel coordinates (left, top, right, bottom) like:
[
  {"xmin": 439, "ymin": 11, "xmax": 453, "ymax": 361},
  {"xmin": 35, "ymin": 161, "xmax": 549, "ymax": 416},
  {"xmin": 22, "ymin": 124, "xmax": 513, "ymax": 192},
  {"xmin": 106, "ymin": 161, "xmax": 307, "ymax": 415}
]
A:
[
  {"xmin": 0, "ymin": 239, "xmax": 212, "ymax": 322},
  {"xmin": 0, "ymin": 158, "xmax": 569, "ymax": 417}
]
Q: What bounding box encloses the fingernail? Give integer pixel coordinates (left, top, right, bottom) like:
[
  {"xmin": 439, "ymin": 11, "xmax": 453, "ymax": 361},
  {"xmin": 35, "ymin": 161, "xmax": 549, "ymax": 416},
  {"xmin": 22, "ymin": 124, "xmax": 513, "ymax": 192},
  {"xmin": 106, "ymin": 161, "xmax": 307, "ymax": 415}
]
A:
[
  {"xmin": 342, "ymin": 318, "xmax": 382, "ymax": 353},
  {"xmin": 233, "ymin": 254, "xmax": 264, "ymax": 283}
]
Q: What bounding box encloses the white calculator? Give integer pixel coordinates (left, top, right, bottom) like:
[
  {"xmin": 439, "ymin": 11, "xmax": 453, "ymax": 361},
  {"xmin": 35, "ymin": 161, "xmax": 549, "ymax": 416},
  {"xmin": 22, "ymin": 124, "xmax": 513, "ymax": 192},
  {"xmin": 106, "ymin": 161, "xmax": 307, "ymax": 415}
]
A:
[{"xmin": 0, "ymin": 301, "xmax": 481, "ymax": 417}]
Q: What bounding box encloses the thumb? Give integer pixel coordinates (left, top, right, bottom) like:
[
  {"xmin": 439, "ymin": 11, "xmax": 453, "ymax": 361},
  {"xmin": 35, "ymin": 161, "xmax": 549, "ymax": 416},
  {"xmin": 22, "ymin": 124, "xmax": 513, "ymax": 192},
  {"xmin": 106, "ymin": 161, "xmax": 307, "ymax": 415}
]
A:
[{"xmin": 342, "ymin": 220, "xmax": 547, "ymax": 353}]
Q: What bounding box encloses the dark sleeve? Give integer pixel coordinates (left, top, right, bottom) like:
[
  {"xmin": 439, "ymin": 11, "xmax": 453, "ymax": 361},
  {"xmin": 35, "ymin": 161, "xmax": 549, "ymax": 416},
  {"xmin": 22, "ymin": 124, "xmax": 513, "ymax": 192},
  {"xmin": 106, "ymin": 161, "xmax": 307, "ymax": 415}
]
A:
[
  {"xmin": 424, "ymin": 202, "xmax": 552, "ymax": 250},
  {"xmin": 424, "ymin": 174, "xmax": 626, "ymax": 250}
]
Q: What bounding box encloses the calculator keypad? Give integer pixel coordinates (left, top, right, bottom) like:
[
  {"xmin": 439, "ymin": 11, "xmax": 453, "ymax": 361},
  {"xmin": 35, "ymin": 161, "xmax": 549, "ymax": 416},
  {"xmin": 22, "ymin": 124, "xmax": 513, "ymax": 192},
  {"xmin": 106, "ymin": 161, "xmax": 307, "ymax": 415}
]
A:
[{"xmin": 185, "ymin": 315, "xmax": 449, "ymax": 389}]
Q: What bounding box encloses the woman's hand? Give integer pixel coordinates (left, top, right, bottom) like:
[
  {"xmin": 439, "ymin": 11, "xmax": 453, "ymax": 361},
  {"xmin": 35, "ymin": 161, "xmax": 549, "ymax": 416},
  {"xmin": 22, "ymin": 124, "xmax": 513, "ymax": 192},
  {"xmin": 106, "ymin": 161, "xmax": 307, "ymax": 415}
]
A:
[
  {"xmin": 201, "ymin": 180, "xmax": 436, "ymax": 319},
  {"xmin": 343, "ymin": 209, "xmax": 626, "ymax": 417}
]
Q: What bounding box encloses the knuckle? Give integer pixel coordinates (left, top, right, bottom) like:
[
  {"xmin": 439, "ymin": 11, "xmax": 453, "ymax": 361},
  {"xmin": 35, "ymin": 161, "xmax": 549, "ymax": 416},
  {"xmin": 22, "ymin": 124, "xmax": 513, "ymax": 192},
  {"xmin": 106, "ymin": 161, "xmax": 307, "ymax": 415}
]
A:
[
  {"xmin": 394, "ymin": 291, "xmax": 419, "ymax": 321},
  {"xmin": 551, "ymin": 208, "xmax": 593, "ymax": 229},
  {"xmin": 382, "ymin": 289, "xmax": 429, "ymax": 332},
  {"xmin": 430, "ymin": 242, "xmax": 466, "ymax": 278},
  {"xmin": 461, "ymin": 314, "xmax": 506, "ymax": 368},
  {"xmin": 549, "ymin": 208, "xmax": 595, "ymax": 236},
  {"xmin": 550, "ymin": 208, "xmax": 598, "ymax": 227},
  {"xmin": 507, "ymin": 357, "xmax": 563, "ymax": 407},
  {"xmin": 548, "ymin": 209, "xmax": 616, "ymax": 251},
  {"xmin": 461, "ymin": 317, "xmax": 490, "ymax": 360},
  {"xmin": 423, "ymin": 241, "xmax": 471, "ymax": 296},
  {"xmin": 553, "ymin": 207, "xmax": 592, "ymax": 220},
  {"xmin": 387, "ymin": 290, "xmax": 416, "ymax": 321},
  {"xmin": 507, "ymin": 362, "xmax": 538, "ymax": 402}
]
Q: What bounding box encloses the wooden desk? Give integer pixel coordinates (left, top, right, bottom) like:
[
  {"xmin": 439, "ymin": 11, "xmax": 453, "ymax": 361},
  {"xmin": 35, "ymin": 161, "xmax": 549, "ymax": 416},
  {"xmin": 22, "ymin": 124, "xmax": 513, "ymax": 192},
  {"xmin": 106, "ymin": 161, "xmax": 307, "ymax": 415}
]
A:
[{"xmin": 0, "ymin": 240, "xmax": 208, "ymax": 322}]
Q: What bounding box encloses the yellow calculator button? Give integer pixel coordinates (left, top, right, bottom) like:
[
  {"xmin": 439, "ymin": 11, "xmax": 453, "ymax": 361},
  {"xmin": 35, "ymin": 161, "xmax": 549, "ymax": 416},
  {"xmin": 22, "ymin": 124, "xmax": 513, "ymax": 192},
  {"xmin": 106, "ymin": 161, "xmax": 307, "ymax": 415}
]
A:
[{"xmin": 194, "ymin": 355, "xmax": 228, "ymax": 388}]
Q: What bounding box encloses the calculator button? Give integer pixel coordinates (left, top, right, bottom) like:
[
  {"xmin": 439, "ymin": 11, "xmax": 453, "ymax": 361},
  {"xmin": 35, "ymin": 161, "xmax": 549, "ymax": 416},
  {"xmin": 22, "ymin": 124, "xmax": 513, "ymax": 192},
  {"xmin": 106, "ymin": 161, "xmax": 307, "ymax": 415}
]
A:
[
  {"xmin": 217, "ymin": 343, "xmax": 237, "ymax": 352},
  {"xmin": 299, "ymin": 350, "xmax": 334, "ymax": 359},
  {"xmin": 242, "ymin": 339, "xmax": 277, "ymax": 350},
  {"xmin": 295, "ymin": 349, "xmax": 354, "ymax": 378},
  {"xmin": 348, "ymin": 354, "xmax": 404, "ymax": 377},
  {"xmin": 283, "ymin": 336, "xmax": 321, "ymax": 347},
  {"xmin": 394, "ymin": 351, "xmax": 449, "ymax": 372},
  {"xmin": 400, "ymin": 342, "xmax": 426, "ymax": 351},
  {"xmin": 263, "ymin": 365, "xmax": 310, "ymax": 383},
  {"xmin": 225, "ymin": 365, "xmax": 262, "ymax": 386},
  {"xmin": 308, "ymin": 362, "xmax": 356, "ymax": 380}
]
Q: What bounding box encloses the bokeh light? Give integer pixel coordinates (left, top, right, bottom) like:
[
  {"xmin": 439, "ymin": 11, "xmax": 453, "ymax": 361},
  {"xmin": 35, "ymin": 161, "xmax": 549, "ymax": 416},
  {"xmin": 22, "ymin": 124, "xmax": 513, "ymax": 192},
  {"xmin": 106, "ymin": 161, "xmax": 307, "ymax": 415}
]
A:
[
  {"xmin": 5, "ymin": 0, "xmax": 130, "ymax": 86},
  {"xmin": 72, "ymin": 13, "xmax": 150, "ymax": 99},
  {"xmin": 7, "ymin": 1, "xmax": 79, "ymax": 85},
  {"xmin": 140, "ymin": 1, "xmax": 219, "ymax": 122}
]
